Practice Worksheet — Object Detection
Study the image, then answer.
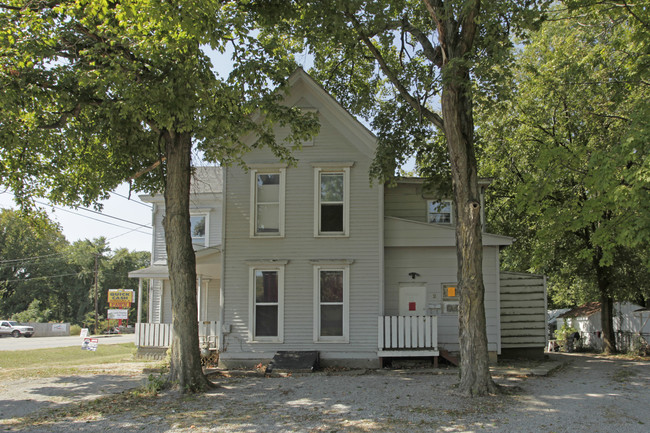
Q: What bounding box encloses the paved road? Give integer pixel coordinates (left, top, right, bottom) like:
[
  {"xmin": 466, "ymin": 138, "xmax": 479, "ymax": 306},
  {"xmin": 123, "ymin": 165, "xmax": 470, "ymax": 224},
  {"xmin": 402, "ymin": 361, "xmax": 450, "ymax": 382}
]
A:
[{"xmin": 0, "ymin": 333, "xmax": 135, "ymax": 351}]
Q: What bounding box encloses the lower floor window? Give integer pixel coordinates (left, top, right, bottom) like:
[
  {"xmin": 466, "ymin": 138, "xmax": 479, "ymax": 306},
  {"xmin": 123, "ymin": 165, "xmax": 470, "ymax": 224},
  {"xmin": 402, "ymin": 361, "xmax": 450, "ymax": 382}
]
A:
[
  {"xmin": 314, "ymin": 266, "xmax": 349, "ymax": 341},
  {"xmin": 250, "ymin": 267, "xmax": 284, "ymax": 341}
]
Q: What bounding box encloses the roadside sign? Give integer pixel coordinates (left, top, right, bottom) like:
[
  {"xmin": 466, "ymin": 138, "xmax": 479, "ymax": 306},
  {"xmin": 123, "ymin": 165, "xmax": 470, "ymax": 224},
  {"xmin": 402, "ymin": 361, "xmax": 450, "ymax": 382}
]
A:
[
  {"xmin": 108, "ymin": 300, "xmax": 131, "ymax": 308},
  {"xmin": 108, "ymin": 289, "xmax": 135, "ymax": 303},
  {"xmin": 80, "ymin": 328, "xmax": 89, "ymax": 338},
  {"xmin": 81, "ymin": 338, "xmax": 98, "ymax": 351},
  {"xmin": 107, "ymin": 309, "xmax": 129, "ymax": 320}
]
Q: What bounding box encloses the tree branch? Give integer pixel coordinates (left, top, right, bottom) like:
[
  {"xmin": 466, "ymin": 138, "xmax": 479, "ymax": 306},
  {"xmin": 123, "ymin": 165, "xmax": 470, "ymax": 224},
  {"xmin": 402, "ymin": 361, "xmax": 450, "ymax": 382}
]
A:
[
  {"xmin": 129, "ymin": 157, "xmax": 166, "ymax": 181},
  {"xmin": 401, "ymin": 16, "xmax": 444, "ymax": 67},
  {"xmin": 344, "ymin": 11, "xmax": 444, "ymax": 129},
  {"xmin": 458, "ymin": 0, "xmax": 481, "ymax": 55},
  {"xmin": 421, "ymin": 0, "xmax": 449, "ymax": 63}
]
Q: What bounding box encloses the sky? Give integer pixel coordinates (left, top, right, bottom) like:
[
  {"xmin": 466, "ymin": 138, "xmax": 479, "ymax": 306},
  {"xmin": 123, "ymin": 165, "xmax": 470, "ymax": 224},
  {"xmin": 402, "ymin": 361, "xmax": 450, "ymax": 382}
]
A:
[{"xmin": 0, "ymin": 184, "xmax": 153, "ymax": 252}]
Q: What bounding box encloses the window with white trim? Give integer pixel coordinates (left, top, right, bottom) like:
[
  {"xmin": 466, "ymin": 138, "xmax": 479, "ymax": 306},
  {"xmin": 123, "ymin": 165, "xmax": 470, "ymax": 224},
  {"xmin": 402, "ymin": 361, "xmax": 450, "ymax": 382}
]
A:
[
  {"xmin": 190, "ymin": 214, "xmax": 207, "ymax": 249},
  {"xmin": 315, "ymin": 167, "xmax": 350, "ymax": 236},
  {"xmin": 314, "ymin": 266, "xmax": 349, "ymax": 342},
  {"xmin": 427, "ymin": 200, "xmax": 453, "ymax": 224},
  {"xmin": 249, "ymin": 267, "xmax": 284, "ymax": 341},
  {"xmin": 251, "ymin": 169, "xmax": 285, "ymax": 237}
]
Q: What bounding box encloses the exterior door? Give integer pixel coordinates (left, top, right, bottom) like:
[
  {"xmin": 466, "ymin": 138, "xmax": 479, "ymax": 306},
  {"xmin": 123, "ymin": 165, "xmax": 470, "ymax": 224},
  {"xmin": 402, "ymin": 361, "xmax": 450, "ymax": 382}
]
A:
[{"xmin": 398, "ymin": 284, "xmax": 427, "ymax": 316}]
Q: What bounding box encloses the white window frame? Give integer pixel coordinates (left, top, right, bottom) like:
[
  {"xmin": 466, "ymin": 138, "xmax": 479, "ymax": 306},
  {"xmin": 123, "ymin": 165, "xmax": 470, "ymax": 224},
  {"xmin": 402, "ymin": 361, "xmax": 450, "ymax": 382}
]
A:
[
  {"xmin": 248, "ymin": 264, "xmax": 285, "ymax": 343},
  {"xmin": 189, "ymin": 212, "xmax": 209, "ymax": 248},
  {"xmin": 427, "ymin": 199, "xmax": 453, "ymax": 224},
  {"xmin": 313, "ymin": 165, "xmax": 351, "ymax": 237},
  {"xmin": 250, "ymin": 168, "xmax": 286, "ymax": 238},
  {"xmin": 313, "ymin": 265, "xmax": 349, "ymax": 343}
]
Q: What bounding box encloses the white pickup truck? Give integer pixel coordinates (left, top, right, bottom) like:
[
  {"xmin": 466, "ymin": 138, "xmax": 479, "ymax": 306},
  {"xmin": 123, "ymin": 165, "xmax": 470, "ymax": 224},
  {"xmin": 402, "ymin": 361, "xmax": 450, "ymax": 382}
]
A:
[{"xmin": 0, "ymin": 321, "xmax": 35, "ymax": 338}]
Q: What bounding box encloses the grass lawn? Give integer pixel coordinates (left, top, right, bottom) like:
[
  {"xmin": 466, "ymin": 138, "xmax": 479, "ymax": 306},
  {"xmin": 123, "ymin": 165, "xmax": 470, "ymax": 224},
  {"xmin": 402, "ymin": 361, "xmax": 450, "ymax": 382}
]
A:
[{"xmin": 0, "ymin": 343, "xmax": 154, "ymax": 380}]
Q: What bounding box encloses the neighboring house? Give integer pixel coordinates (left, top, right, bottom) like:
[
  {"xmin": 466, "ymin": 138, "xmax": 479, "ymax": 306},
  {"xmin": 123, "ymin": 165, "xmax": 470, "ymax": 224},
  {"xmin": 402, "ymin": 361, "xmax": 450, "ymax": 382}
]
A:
[
  {"xmin": 130, "ymin": 69, "xmax": 547, "ymax": 365},
  {"xmin": 129, "ymin": 166, "xmax": 222, "ymax": 349},
  {"xmin": 557, "ymin": 301, "xmax": 650, "ymax": 351}
]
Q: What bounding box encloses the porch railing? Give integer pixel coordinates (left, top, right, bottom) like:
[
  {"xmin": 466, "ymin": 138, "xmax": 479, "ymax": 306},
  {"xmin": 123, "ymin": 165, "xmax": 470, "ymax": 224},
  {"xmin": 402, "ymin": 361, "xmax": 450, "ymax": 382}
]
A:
[
  {"xmin": 135, "ymin": 321, "xmax": 220, "ymax": 350},
  {"xmin": 378, "ymin": 315, "xmax": 438, "ymax": 356}
]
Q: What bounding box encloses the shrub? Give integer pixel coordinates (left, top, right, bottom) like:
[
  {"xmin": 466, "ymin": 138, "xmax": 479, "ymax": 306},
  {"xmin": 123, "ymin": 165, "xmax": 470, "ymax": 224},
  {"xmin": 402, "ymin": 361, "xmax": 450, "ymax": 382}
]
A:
[{"xmin": 69, "ymin": 324, "xmax": 82, "ymax": 336}]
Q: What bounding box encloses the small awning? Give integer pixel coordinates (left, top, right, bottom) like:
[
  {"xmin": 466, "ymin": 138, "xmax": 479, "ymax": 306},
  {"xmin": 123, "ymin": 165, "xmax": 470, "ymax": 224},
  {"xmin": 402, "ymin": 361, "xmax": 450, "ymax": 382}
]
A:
[{"xmin": 128, "ymin": 265, "xmax": 169, "ymax": 279}]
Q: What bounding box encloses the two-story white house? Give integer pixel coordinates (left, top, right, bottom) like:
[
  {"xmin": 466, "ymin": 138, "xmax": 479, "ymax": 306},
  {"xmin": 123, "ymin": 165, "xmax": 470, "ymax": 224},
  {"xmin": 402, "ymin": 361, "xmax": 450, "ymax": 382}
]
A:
[{"xmin": 130, "ymin": 69, "xmax": 547, "ymax": 365}]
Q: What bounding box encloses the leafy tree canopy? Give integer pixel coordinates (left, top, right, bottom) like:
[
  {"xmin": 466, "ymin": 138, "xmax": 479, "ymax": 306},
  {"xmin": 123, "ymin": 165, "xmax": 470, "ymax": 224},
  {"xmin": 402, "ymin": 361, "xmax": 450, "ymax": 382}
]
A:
[
  {"xmin": 0, "ymin": 0, "xmax": 317, "ymax": 208},
  {"xmin": 477, "ymin": 4, "xmax": 650, "ymax": 311}
]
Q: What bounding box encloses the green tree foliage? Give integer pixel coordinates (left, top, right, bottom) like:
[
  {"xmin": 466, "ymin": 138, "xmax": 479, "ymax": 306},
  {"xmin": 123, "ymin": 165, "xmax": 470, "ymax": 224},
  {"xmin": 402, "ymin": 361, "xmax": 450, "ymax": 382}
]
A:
[
  {"xmin": 0, "ymin": 209, "xmax": 69, "ymax": 318},
  {"xmin": 477, "ymin": 4, "xmax": 650, "ymax": 353},
  {"xmin": 0, "ymin": 209, "xmax": 151, "ymax": 324},
  {"xmin": 1, "ymin": 0, "xmax": 317, "ymax": 391},
  {"xmin": 274, "ymin": 0, "xmax": 549, "ymax": 396},
  {"xmin": 10, "ymin": 299, "xmax": 52, "ymax": 322}
]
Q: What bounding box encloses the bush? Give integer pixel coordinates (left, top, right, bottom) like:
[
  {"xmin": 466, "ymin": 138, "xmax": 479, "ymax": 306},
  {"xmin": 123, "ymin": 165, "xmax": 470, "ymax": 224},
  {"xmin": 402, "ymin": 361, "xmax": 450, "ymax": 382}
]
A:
[
  {"xmin": 10, "ymin": 300, "xmax": 52, "ymax": 323},
  {"xmin": 69, "ymin": 324, "xmax": 82, "ymax": 336},
  {"xmin": 555, "ymin": 323, "xmax": 579, "ymax": 352}
]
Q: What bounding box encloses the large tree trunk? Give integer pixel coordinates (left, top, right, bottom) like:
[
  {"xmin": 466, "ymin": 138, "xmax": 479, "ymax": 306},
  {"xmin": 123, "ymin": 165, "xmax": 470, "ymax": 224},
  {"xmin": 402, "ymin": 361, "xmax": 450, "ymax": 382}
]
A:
[
  {"xmin": 163, "ymin": 130, "xmax": 213, "ymax": 392},
  {"xmin": 595, "ymin": 260, "xmax": 616, "ymax": 354},
  {"xmin": 441, "ymin": 63, "xmax": 497, "ymax": 396}
]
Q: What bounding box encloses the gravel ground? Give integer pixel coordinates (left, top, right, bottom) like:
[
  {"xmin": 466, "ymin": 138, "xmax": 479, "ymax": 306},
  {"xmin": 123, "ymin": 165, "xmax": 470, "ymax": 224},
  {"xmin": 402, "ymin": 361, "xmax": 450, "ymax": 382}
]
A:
[{"xmin": 1, "ymin": 353, "xmax": 649, "ymax": 433}]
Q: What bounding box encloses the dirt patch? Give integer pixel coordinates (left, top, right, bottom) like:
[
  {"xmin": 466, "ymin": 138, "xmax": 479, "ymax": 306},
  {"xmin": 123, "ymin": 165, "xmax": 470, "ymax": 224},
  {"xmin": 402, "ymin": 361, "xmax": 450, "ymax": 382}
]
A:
[{"xmin": 1, "ymin": 353, "xmax": 649, "ymax": 432}]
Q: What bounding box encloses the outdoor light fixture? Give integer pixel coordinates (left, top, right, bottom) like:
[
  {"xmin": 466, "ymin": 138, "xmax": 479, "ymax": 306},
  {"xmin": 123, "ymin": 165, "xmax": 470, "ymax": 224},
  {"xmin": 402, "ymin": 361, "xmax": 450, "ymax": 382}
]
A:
[{"xmin": 408, "ymin": 272, "xmax": 420, "ymax": 279}]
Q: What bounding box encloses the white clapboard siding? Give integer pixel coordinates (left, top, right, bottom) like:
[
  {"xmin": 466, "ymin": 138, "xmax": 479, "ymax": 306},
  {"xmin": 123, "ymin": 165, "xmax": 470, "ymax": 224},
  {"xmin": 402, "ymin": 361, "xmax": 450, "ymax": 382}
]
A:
[
  {"xmin": 383, "ymin": 246, "xmax": 500, "ymax": 352},
  {"xmin": 221, "ymin": 72, "xmax": 381, "ymax": 363},
  {"xmin": 500, "ymin": 272, "xmax": 547, "ymax": 349}
]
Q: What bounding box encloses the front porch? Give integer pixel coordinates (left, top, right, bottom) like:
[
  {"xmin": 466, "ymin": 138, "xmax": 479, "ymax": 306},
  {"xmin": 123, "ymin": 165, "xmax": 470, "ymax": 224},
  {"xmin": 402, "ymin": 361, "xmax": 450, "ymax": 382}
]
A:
[
  {"xmin": 135, "ymin": 321, "xmax": 220, "ymax": 350},
  {"xmin": 378, "ymin": 315, "xmax": 439, "ymax": 358}
]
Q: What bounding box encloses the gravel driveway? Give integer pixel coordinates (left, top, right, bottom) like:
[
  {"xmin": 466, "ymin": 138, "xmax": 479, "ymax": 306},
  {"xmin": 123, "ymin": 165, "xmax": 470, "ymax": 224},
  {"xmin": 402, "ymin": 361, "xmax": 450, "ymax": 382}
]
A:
[{"xmin": 1, "ymin": 353, "xmax": 648, "ymax": 432}]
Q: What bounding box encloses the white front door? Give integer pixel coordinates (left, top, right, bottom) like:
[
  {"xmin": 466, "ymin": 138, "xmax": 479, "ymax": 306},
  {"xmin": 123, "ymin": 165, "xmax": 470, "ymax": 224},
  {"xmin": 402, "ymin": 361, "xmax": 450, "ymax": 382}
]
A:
[{"xmin": 398, "ymin": 284, "xmax": 427, "ymax": 316}]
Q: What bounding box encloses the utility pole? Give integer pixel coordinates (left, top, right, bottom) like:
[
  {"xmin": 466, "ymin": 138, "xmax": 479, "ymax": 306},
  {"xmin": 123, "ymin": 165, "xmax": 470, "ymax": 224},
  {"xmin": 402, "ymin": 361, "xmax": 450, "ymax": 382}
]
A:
[{"xmin": 94, "ymin": 253, "xmax": 99, "ymax": 335}]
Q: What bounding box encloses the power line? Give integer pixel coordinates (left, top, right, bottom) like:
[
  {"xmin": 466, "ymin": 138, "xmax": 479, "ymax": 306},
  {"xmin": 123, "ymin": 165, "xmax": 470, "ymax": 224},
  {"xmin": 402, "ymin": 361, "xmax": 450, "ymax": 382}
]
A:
[
  {"xmin": 107, "ymin": 226, "xmax": 152, "ymax": 242},
  {"xmin": 1, "ymin": 272, "xmax": 80, "ymax": 283},
  {"xmin": 37, "ymin": 200, "xmax": 151, "ymax": 229},
  {"xmin": 110, "ymin": 191, "xmax": 152, "ymax": 208},
  {"xmin": 1, "ymin": 191, "xmax": 151, "ymax": 230},
  {"xmin": 0, "ymin": 252, "xmax": 69, "ymax": 265},
  {"xmin": 34, "ymin": 200, "xmax": 151, "ymax": 233}
]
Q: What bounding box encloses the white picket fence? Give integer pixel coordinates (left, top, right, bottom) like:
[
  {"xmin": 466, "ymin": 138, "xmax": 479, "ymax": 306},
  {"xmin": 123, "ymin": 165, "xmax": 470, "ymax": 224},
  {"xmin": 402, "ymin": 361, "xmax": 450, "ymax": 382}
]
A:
[
  {"xmin": 135, "ymin": 321, "xmax": 219, "ymax": 350},
  {"xmin": 378, "ymin": 315, "xmax": 439, "ymax": 357}
]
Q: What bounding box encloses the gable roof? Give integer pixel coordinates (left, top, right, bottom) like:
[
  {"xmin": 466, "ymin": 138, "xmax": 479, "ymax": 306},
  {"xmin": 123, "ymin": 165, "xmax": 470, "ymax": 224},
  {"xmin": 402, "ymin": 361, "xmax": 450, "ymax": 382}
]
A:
[
  {"xmin": 140, "ymin": 166, "xmax": 222, "ymax": 203},
  {"xmin": 558, "ymin": 302, "xmax": 602, "ymax": 318},
  {"xmin": 283, "ymin": 68, "xmax": 377, "ymax": 158},
  {"xmin": 384, "ymin": 216, "xmax": 514, "ymax": 247}
]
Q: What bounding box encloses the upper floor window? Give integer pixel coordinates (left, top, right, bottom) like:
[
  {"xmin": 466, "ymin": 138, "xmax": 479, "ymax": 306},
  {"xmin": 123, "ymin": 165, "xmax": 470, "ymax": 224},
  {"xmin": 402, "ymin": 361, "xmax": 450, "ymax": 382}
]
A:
[
  {"xmin": 251, "ymin": 168, "xmax": 285, "ymax": 237},
  {"xmin": 427, "ymin": 200, "xmax": 453, "ymax": 224},
  {"xmin": 190, "ymin": 215, "xmax": 206, "ymax": 248},
  {"xmin": 314, "ymin": 166, "xmax": 350, "ymax": 236}
]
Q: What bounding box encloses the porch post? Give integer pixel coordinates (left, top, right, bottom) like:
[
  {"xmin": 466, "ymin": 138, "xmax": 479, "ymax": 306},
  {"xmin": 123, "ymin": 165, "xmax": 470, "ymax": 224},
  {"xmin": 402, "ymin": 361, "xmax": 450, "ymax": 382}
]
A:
[
  {"xmin": 148, "ymin": 279, "xmax": 153, "ymax": 323},
  {"xmin": 197, "ymin": 274, "xmax": 203, "ymax": 321},
  {"xmin": 137, "ymin": 278, "xmax": 143, "ymax": 323}
]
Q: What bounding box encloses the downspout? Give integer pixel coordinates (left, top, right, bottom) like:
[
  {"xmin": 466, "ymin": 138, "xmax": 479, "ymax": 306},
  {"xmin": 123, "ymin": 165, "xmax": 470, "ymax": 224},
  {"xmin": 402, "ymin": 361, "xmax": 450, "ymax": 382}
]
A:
[{"xmin": 219, "ymin": 168, "xmax": 227, "ymax": 352}]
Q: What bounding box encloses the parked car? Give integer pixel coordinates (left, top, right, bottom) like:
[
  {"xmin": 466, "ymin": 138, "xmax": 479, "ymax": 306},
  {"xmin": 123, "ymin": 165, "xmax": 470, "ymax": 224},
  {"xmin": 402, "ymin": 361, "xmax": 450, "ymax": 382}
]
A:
[{"xmin": 0, "ymin": 320, "xmax": 35, "ymax": 338}]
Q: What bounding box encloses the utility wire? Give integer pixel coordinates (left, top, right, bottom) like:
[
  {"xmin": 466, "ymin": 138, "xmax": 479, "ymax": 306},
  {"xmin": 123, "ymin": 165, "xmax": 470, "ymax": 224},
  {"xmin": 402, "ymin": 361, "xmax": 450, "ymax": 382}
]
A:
[
  {"xmin": 34, "ymin": 200, "xmax": 151, "ymax": 229},
  {"xmin": 34, "ymin": 200, "xmax": 151, "ymax": 233},
  {"xmin": 1, "ymin": 272, "xmax": 80, "ymax": 283},
  {"xmin": 110, "ymin": 191, "xmax": 152, "ymax": 208},
  {"xmin": 0, "ymin": 252, "xmax": 69, "ymax": 265}
]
